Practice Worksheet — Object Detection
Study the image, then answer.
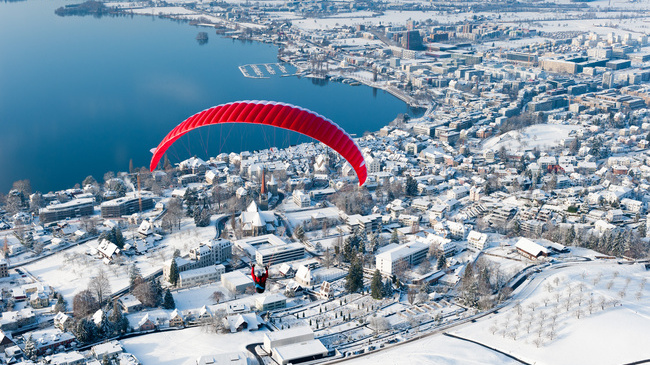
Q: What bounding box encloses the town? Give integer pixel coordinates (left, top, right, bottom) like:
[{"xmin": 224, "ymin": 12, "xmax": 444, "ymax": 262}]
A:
[{"xmin": 1, "ymin": 0, "xmax": 650, "ymax": 363}]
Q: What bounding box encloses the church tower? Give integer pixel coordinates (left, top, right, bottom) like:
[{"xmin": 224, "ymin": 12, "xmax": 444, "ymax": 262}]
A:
[{"xmin": 259, "ymin": 167, "xmax": 269, "ymax": 210}]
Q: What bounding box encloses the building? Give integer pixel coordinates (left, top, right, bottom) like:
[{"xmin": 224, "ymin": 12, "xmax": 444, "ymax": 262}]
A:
[
  {"xmin": 346, "ymin": 214, "xmax": 382, "ymax": 233},
  {"xmin": 221, "ymin": 271, "xmax": 254, "ymax": 294},
  {"xmin": 196, "ymin": 352, "xmax": 249, "ymax": 365},
  {"xmin": 256, "ymin": 242, "xmax": 305, "ymax": 266},
  {"xmin": 0, "ymin": 260, "xmax": 7, "ymax": 278},
  {"xmin": 39, "ymin": 198, "xmax": 94, "ymax": 223},
  {"xmin": 467, "ymin": 230, "xmax": 488, "ymax": 251},
  {"xmin": 240, "ymin": 201, "xmax": 277, "ymax": 237},
  {"xmin": 100, "ymin": 195, "xmax": 154, "ymax": 218},
  {"xmin": 118, "ymin": 294, "xmax": 143, "ymax": 313},
  {"xmin": 515, "ymin": 238, "xmax": 549, "ymax": 260},
  {"xmin": 178, "ymin": 264, "xmax": 226, "ymax": 288},
  {"xmin": 255, "ymin": 293, "xmax": 287, "ymax": 311},
  {"xmin": 375, "ymin": 241, "xmax": 428, "ymax": 275},
  {"xmin": 188, "ymin": 239, "xmax": 232, "ymax": 268},
  {"xmin": 48, "ymin": 351, "xmax": 85, "ymax": 365},
  {"xmin": 293, "ymin": 190, "xmax": 311, "ymax": 208},
  {"xmin": 91, "ymin": 341, "xmax": 123, "ymax": 360}
]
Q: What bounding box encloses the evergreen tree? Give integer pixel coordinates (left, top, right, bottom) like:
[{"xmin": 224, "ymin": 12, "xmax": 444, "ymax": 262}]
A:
[
  {"xmin": 436, "ymin": 254, "xmax": 447, "ymax": 270},
  {"xmin": 382, "ymin": 279, "xmax": 393, "ymax": 297},
  {"xmin": 129, "ymin": 265, "xmax": 143, "ymax": 292},
  {"xmin": 75, "ymin": 318, "xmax": 99, "ymax": 343},
  {"xmin": 99, "ymin": 311, "xmax": 114, "ymax": 339},
  {"xmin": 110, "ymin": 300, "xmax": 128, "ymax": 336},
  {"xmin": 390, "ymin": 229, "xmax": 399, "ymax": 244},
  {"xmin": 639, "ymin": 222, "xmax": 648, "ymax": 238},
  {"xmin": 565, "ymin": 225, "xmax": 576, "ymax": 245},
  {"xmin": 405, "ymin": 175, "xmax": 418, "ymax": 196},
  {"xmin": 150, "ymin": 278, "xmax": 163, "ymax": 306},
  {"xmin": 168, "ymin": 259, "xmax": 179, "ymax": 286},
  {"xmin": 345, "ymin": 258, "xmax": 364, "ymax": 293},
  {"xmin": 162, "ymin": 289, "xmax": 175, "ymax": 309},
  {"xmin": 23, "ymin": 335, "xmax": 37, "ymax": 360},
  {"xmin": 370, "ymin": 269, "xmax": 383, "ymax": 299}
]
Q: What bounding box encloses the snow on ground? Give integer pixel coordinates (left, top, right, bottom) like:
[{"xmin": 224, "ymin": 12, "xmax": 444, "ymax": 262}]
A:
[
  {"xmin": 451, "ymin": 261, "xmax": 650, "ymax": 365},
  {"xmin": 129, "ymin": 6, "xmax": 199, "ymax": 15},
  {"xmin": 23, "ymin": 241, "xmax": 157, "ymax": 304},
  {"xmin": 121, "ymin": 326, "xmax": 265, "ymax": 365},
  {"xmin": 172, "ymin": 282, "xmax": 233, "ymax": 311},
  {"xmin": 482, "ymin": 124, "xmax": 580, "ymax": 152},
  {"xmin": 23, "ymin": 218, "xmax": 216, "ymax": 304},
  {"xmin": 348, "ymin": 332, "xmax": 522, "ymax": 365}
]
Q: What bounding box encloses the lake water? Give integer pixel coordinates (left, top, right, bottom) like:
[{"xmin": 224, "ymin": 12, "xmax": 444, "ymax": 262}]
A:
[{"xmin": 0, "ymin": 0, "xmax": 419, "ymax": 193}]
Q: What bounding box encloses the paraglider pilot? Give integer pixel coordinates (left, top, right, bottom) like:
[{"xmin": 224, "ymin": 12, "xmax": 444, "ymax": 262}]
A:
[{"xmin": 251, "ymin": 264, "xmax": 269, "ymax": 293}]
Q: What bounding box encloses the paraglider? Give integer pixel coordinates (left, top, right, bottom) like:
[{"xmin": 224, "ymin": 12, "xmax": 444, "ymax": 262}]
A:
[
  {"xmin": 149, "ymin": 100, "xmax": 367, "ymax": 185},
  {"xmin": 251, "ymin": 264, "xmax": 269, "ymax": 293}
]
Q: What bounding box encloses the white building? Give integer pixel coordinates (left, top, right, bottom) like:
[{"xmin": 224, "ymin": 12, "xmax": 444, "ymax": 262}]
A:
[
  {"xmin": 293, "ymin": 190, "xmax": 311, "ymax": 208},
  {"xmin": 178, "ymin": 264, "xmax": 226, "ymax": 288},
  {"xmin": 467, "ymin": 230, "xmax": 488, "ymax": 251},
  {"xmin": 221, "ymin": 271, "xmax": 253, "ymax": 294},
  {"xmin": 515, "ymin": 238, "xmax": 549, "ymax": 260},
  {"xmin": 375, "ymin": 241, "xmax": 428, "ymax": 275}
]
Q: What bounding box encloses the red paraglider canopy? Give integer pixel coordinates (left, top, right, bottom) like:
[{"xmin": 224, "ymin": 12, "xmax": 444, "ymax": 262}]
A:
[{"xmin": 149, "ymin": 100, "xmax": 367, "ymax": 185}]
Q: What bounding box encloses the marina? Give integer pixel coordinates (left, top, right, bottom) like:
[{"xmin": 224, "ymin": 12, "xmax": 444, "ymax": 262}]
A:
[{"xmin": 239, "ymin": 63, "xmax": 291, "ymax": 79}]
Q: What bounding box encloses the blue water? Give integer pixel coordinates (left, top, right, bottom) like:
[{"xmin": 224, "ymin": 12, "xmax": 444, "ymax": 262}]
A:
[{"xmin": 0, "ymin": 0, "xmax": 418, "ymax": 193}]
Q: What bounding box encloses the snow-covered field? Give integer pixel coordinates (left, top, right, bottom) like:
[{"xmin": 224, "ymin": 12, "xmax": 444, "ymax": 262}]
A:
[
  {"xmin": 348, "ymin": 332, "xmax": 523, "ymax": 365},
  {"xmin": 451, "ymin": 261, "xmax": 650, "ymax": 365},
  {"xmin": 482, "ymin": 124, "xmax": 580, "ymax": 152},
  {"xmin": 24, "ymin": 218, "xmax": 217, "ymax": 304},
  {"xmin": 121, "ymin": 326, "xmax": 265, "ymax": 365}
]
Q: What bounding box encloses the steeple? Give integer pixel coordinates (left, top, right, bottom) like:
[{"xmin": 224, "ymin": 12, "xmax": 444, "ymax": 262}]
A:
[{"xmin": 259, "ymin": 166, "xmax": 268, "ymax": 210}]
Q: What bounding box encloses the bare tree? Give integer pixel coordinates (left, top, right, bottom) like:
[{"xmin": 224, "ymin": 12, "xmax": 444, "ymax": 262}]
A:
[
  {"xmin": 533, "ymin": 337, "xmax": 544, "ymax": 348},
  {"xmin": 606, "ymin": 280, "xmax": 614, "ymax": 290},
  {"xmin": 542, "ymin": 297, "xmax": 550, "ymax": 307},
  {"xmin": 593, "ymin": 272, "xmax": 602, "ymax": 286},
  {"xmin": 210, "ymin": 291, "xmax": 224, "ymax": 303},
  {"xmin": 407, "ymin": 287, "xmax": 417, "ymax": 305},
  {"xmin": 88, "ymin": 268, "xmax": 111, "ymax": 307},
  {"xmin": 544, "ymin": 282, "xmax": 554, "ymax": 293},
  {"xmin": 527, "ymin": 301, "xmax": 537, "ymax": 312},
  {"xmin": 489, "ymin": 322, "xmax": 499, "ymax": 335},
  {"xmin": 574, "ymin": 308, "xmax": 583, "ymax": 319},
  {"xmin": 598, "ymin": 296, "xmax": 607, "ymax": 310},
  {"xmin": 588, "ymin": 296, "xmax": 595, "ymax": 314},
  {"xmin": 323, "ymin": 247, "xmax": 333, "ymax": 269},
  {"xmin": 553, "ymin": 292, "xmax": 562, "ymax": 303}
]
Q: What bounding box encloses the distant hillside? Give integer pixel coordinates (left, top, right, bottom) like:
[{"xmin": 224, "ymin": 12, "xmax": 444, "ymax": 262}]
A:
[{"xmin": 55, "ymin": 1, "xmax": 111, "ymax": 17}]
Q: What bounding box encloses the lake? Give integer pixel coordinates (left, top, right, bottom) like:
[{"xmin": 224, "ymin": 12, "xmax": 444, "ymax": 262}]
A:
[{"xmin": 0, "ymin": 0, "xmax": 419, "ymax": 193}]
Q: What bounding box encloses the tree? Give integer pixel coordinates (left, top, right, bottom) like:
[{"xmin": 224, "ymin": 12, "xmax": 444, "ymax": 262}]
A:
[
  {"xmin": 390, "ymin": 229, "xmax": 400, "ymax": 244},
  {"xmin": 75, "ymin": 318, "xmax": 99, "ymax": 344},
  {"xmin": 162, "ymin": 289, "xmax": 175, "ymax": 309},
  {"xmin": 370, "ymin": 269, "xmax": 383, "ymax": 299},
  {"xmin": 24, "ymin": 335, "xmax": 37, "ymax": 360},
  {"xmin": 168, "ymin": 259, "xmax": 179, "ymax": 286},
  {"xmin": 293, "ymin": 225, "xmax": 305, "ymax": 242},
  {"xmin": 405, "ymin": 175, "xmax": 418, "ymax": 196},
  {"xmin": 129, "ymin": 264, "xmax": 143, "ymax": 292},
  {"xmin": 73, "ymin": 289, "xmax": 99, "ymax": 318},
  {"xmin": 54, "ymin": 294, "xmax": 67, "ymax": 313},
  {"xmin": 407, "ymin": 286, "xmax": 417, "ymax": 305},
  {"xmin": 436, "ymin": 254, "xmax": 447, "ymax": 270},
  {"xmin": 210, "ymin": 291, "xmax": 224, "ymax": 303},
  {"xmin": 345, "ymin": 258, "xmax": 364, "ymax": 293},
  {"xmin": 89, "ymin": 269, "xmax": 111, "ymax": 307},
  {"xmin": 110, "ymin": 300, "xmax": 129, "ymax": 336}
]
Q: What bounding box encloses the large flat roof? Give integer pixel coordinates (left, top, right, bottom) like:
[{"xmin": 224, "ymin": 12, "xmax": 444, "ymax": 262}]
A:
[{"xmin": 273, "ymin": 339, "xmax": 328, "ymax": 361}]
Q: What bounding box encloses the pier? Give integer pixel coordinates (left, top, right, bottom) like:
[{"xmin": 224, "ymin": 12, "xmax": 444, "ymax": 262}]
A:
[{"xmin": 238, "ymin": 63, "xmax": 290, "ymax": 79}]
